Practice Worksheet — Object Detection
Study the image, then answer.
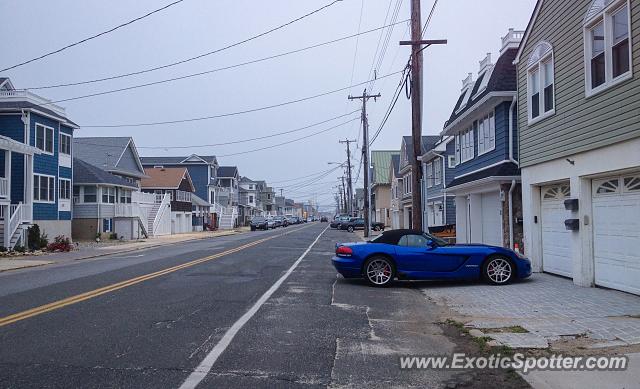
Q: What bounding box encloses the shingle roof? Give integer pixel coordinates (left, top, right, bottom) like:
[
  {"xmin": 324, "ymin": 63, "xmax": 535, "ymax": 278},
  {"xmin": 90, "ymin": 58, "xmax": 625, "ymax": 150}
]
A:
[
  {"xmin": 0, "ymin": 101, "xmax": 79, "ymax": 127},
  {"xmin": 217, "ymin": 166, "xmax": 238, "ymax": 178},
  {"xmin": 445, "ymin": 48, "xmax": 518, "ymax": 127},
  {"xmin": 191, "ymin": 193, "xmax": 212, "ymax": 207},
  {"xmin": 447, "ymin": 162, "xmax": 520, "ymax": 189},
  {"xmin": 403, "ymin": 136, "xmax": 440, "ymax": 162},
  {"xmin": 73, "ymin": 159, "xmax": 138, "ymax": 188},
  {"xmin": 371, "ymin": 151, "xmax": 399, "ymax": 185},
  {"xmin": 141, "ymin": 167, "xmax": 192, "ymax": 189},
  {"xmin": 74, "ymin": 137, "xmax": 145, "ymax": 177},
  {"xmin": 140, "ymin": 155, "xmax": 217, "ymax": 165},
  {"xmin": 391, "ymin": 154, "xmax": 400, "ymax": 177}
]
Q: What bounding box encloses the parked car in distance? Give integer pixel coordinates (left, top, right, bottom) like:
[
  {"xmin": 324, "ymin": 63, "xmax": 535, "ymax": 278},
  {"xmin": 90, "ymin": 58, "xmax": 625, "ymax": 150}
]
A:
[
  {"xmin": 266, "ymin": 217, "xmax": 278, "ymax": 229},
  {"xmin": 320, "ymin": 216, "xmax": 328, "ymax": 222},
  {"xmin": 331, "ymin": 215, "xmax": 352, "ymax": 229},
  {"xmin": 273, "ymin": 216, "xmax": 285, "ymax": 227},
  {"xmin": 340, "ymin": 218, "xmax": 364, "ymax": 232},
  {"xmin": 371, "ymin": 222, "xmax": 385, "ymax": 231},
  {"xmin": 250, "ymin": 216, "xmax": 269, "ymax": 231},
  {"xmin": 332, "ymin": 229, "xmax": 532, "ymax": 287}
]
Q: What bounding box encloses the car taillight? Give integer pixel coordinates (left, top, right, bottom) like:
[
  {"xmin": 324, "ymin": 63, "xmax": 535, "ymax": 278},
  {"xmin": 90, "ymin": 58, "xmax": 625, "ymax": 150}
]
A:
[{"xmin": 336, "ymin": 246, "xmax": 353, "ymax": 257}]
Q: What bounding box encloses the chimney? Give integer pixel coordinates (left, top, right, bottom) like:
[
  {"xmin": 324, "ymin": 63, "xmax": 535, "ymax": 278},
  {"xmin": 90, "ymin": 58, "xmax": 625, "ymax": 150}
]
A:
[{"xmin": 501, "ymin": 28, "xmax": 524, "ymax": 54}]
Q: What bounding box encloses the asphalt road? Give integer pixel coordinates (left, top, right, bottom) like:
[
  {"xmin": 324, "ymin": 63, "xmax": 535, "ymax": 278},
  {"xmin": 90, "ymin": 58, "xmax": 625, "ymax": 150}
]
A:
[{"xmin": 0, "ymin": 223, "xmax": 525, "ymax": 388}]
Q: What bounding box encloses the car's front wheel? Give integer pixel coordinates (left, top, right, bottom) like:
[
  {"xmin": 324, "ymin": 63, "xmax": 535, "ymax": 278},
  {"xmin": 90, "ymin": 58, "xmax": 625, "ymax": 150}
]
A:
[
  {"xmin": 482, "ymin": 256, "xmax": 515, "ymax": 285},
  {"xmin": 373, "ymin": 225, "xmax": 381, "ymax": 231},
  {"xmin": 347, "ymin": 225, "xmax": 355, "ymax": 233},
  {"xmin": 363, "ymin": 256, "xmax": 395, "ymax": 287}
]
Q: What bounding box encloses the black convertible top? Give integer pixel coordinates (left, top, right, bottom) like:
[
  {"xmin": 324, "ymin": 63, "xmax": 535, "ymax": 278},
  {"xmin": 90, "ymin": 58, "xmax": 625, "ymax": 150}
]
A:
[{"xmin": 372, "ymin": 229, "xmax": 423, "ymax": 245}]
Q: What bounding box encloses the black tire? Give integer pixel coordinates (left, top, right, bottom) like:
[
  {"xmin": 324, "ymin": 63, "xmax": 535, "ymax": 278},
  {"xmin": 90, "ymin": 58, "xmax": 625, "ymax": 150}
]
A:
[
  {"xmin": 347, "ymin": 226, "xmax": 354, "ymax": 233},
  {"xmin": 250, "ymin": 227, "xmax": 256, "ymax": 231},
  {"xmin": 363, "ymin": 256, "xmax": 395, "ymax": 287},
  {"xmin": 373, "ymin": 225, "xmax": 381, "ymax": 232},
  {"xmin": 482, "ymin": 256, "xmax": 515, "ymax": 285}
]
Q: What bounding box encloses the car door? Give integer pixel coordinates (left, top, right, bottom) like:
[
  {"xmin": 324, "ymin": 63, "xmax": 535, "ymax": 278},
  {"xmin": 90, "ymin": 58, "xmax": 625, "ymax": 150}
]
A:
[
  {"xmin": 394, "ymin": 234, "xmax": 466, "ymax": 273},
  {"xmin": 356, "ymin": 218, "xmax": 365, "ymax": 230}
]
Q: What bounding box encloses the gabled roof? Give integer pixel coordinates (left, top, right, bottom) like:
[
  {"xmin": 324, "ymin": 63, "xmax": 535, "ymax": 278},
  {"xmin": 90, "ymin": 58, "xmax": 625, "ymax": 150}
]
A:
[
  {"xmin": 73, "ymin": 159, "xmax": 138, "ymax": 188},
  {"xmin": 140, "ymin": 154, "xmax": 217, "ymax": 165},
  {"xmin": 0, "ymin": 78, "xmax": 13, "ymax": 90},
  {"xmin": 371, "ymin": 150, "xmax": 399, "ymax": 186},
  {"xmin": 390, "ymin": 154, "xmax": 401, "ymax": 178},
  {"xmin": 217, "ymin": 166, "xmax": 238, "ymax": 178},
  {"xmin": 74, "ymin": 137, "xmax": 146, "ymax": 178},
  {"xmin": 444, "ymin": 48, "xmax": 519, "ymax": 130},
  {"xmin": 239, "ymin": 176, "xmax": 257, "ymax": 184},
  {"xmin": 191, "ymin": 193, "xmax": 213, "ymax": 207},
  {"xmin": 402, "ymin": 136, "xmax": 440, "ymax": 164},
  {"xmin": 514, "ymin": 0, "xmax": 544, "ymax": 65},
  {"xmin": 141, "ymin": 167, "xmax": 195, "ymax": 191}
]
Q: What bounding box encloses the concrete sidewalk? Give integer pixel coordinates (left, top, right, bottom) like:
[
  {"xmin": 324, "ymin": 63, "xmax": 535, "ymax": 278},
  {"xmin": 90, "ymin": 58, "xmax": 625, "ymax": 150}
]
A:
[{"xmin": 0, "ymin": 229, "xmax": 246, "ymax": 272}]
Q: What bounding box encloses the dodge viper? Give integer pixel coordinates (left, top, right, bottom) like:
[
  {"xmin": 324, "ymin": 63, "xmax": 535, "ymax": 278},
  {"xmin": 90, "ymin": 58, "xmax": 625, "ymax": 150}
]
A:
[{"xmin": 332, "ymin": 229, "xmax": 531, "ymax": 287}]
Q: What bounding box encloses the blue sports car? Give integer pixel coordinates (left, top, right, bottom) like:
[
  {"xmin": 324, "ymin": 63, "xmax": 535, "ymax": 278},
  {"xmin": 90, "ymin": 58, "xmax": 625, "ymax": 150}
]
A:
[{"xmin": 332, "ymin": 229, "xmax": 531, "ymax": 287}]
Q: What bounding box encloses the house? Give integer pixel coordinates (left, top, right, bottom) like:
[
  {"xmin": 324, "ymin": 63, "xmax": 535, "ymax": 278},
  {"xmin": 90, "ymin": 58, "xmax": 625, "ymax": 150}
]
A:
[
  {"xmin": 515, "ymin": 0, "xmax": 640, "ymax": 295},
  {"xmin": 141, "ymin": 167, "xmax": 195, "ymax": 234},
  {"xmin": 259, "ymin": 183, "xmax": 276, "ymax": 215},
  {"xmin": 191, "ymin": 193, "xmax": 213, "ymax": 232},
  {"xmin": 284, "ymin": 198, "xmax": 295, "ymax": 216},
  {"xmin": 275, "ymin": 196, "xmax": 285, "ymax": 215},
  {"xmin": 74, "ymin": 137, "xmax": 147, "ymax": 186},
  {"xmin": 140, "ymin": 155, "xmax": 219, "ymax": 205},
  {"xmin": 354, "ymin": 188, "xmax": 365, "ymax": 218},
  {"xmin": 440, "ymin": 29, "xmax": 524, "ymax": 249},
  {"xmin": 216, "ymin": 166, "xmax": 239, "ymax": 229},
  {"xmin": 0, "ymin": 77, "xmax": 79, "ymax": 246},
  {"xmin": 371, "ymin": 150, "xmax": 399, "ymax": 227},
  {"xmin": 389, "ymin": 154, "xmax": 402, "ymax": 229},
  {"xmin": 420, "ymin": 137, "xmax": 456, "ymax": 229},
  {"xmin": 238, "ymin": 176, "xmax": 261, "ymax": 225},
  {"xmin": 397, "ymin": 135, "xmax": 440, "ymax": 229}
]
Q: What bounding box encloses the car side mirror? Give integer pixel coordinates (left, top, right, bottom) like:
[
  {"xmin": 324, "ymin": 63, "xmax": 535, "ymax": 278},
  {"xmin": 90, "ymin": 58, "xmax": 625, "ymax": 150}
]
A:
[{"xmin": 426, "ymin": 240, "xmax": 437, "ymax": 249}]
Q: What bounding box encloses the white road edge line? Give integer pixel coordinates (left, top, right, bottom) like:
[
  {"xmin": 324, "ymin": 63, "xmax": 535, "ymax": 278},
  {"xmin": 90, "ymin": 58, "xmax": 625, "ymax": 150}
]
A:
[{"xmin": 178, "ymin": 225, "xmax": 329, "ymax": 389}]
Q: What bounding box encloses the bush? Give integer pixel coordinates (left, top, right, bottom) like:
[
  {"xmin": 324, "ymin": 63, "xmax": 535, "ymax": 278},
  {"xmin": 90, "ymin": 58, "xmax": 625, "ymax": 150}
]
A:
[
  {"xmin": 47, "ymin": 235, "xmax": 73, "ymax": 252},
  {"xmin": 27, "ymin": 224, "xmax": 48, "ymax": 251},
  {"xmin": 109, "ymin": 233, "xmax": 118, "ymax": 240},
  {"xmin": 0, "ymin": 246, "xmax": 7, "ymax": 253},
  {"xmin": 13, "ymin": 245, "xmax": 26, "ymax": 253}
]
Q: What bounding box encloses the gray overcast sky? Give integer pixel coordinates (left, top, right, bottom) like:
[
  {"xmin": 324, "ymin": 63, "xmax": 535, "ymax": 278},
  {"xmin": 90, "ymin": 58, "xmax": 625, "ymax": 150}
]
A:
[{"xmin": 0, "ymin": 0, "xmax": 536, "ymax": 209}]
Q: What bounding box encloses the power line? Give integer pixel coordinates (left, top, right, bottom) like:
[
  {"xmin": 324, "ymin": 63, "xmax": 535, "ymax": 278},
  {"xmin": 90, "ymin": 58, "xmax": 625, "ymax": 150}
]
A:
[
  {"xmin": 74, "ymin": 110, "xmax": 358, "ymax": 149},
  {"xmin": 0, "ymin": 0, "xmax": 186, "ymax": 73},
  {"xmin": 26, "ymin": 3, "xmax": 394, "ymax": 91},
  {"xmin": 421, "ymin": 0, "xmax": 439, "ymax": 37},
  {"xmin": 369, "ymin": 62, "xmax": 410, "ymax": 145},
  {"xmin": 216, "ymin": 118, "xmax": 358, "ymax": 158},
  {"xmin": 79, "ymin": 70, "xmax": 403, "ymax": 127}
]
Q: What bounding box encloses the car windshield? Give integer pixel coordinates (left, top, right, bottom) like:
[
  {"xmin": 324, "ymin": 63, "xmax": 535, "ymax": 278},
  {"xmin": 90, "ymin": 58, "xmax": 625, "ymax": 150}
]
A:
[
  {"xmin": 251, "ymin": 217, "xmax": 265, "ymax": 222},
  {"xmin": 369, "ymin": 232, "xmax": 448, "ymax": 247}
]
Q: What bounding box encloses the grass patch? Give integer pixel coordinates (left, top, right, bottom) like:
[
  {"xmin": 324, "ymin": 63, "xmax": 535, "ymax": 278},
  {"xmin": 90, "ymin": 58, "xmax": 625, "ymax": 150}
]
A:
[{"xmin": 484, "ymin": 325, "xmax": 529, "ymax": 334}]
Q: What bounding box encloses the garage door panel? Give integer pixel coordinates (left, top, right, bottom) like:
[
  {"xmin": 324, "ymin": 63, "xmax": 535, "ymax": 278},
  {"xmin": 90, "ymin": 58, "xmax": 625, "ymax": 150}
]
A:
[
  {"xmin": 593, "ymin": 176, "xmax": 640, "ymax": 295},
  {"xmin": 541, "ymin": 185, "xmax": 572, "ymax": 278},
  {"xmin": 481, "ymin": 193, "xmax": 502, "ymax": 247}
]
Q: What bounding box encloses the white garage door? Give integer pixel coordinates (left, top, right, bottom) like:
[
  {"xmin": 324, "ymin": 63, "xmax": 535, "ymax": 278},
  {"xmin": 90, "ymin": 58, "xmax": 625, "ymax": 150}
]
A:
[
  {"xmin": 541, "ymin": 184, "xmax": 572, "ymax": 277},
  {"xmin": 593, "ymin": 174, "xmax": 640, "ymax": 295},
  {"xmin": 481, "ymin": 192, "xmax": 502, "ymax": 247}
]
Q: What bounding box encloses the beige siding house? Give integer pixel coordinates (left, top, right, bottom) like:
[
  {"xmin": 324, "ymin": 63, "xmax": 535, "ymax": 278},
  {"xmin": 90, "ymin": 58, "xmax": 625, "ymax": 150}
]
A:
[
  {"xmin": 371, "ymin": 151, "xmax": 399, "ymax": 228},
  {"xmin": 516, "ymin": 0, "xmax": 640, "ymax": 294}
]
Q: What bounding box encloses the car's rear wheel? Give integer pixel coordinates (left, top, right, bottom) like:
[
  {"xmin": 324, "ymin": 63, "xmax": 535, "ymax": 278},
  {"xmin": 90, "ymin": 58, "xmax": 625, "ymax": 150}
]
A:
[
  {"xmin": 363, "ymin": 256, "xmax": 395, "ymax": 287},
  {"xmin": 373, "ymin": 225, "xmax": 381, "ymax": 232},
  {"xmin": 482, "ymin": 256, "xmax": 514, "ymax": 285},
  {"xmin": 347, "ymin": 225, "xmax": 355, "ymax": 233}
]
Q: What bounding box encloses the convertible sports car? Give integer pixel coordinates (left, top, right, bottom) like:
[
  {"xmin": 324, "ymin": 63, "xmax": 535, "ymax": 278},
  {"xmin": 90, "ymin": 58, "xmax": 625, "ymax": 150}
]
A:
[{"xmin": 332, "ymin": 229, "xmax": 531, "ymax": 287}]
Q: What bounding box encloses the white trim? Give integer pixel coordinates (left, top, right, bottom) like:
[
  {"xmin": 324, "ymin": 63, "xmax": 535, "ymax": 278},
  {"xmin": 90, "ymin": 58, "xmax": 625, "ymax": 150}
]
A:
[
  {"xmin": 454, "ymin": 159, "xmax": 514, "ymax": 180},
  {"xmin": 583, "ymin": 0, "xmax": 633, "ymax": 98},
  {"xmin": 476, "ymin": 111, "xmax": 496, "ymax": 156},
  {"xmin": 514, "ymin": 0, "xmax": 545, "ymax": 65},
  {"xmin": 34, "ymin": 123, "xmax": 54, "ymax": 155},
  {"xmin": 33, "ymin": 173, "xmax": 56, "ymax": 203},
  {"xmin": 527, "ymin": 42, "xmax": 556, "ymax": 125},
  {"xmin": 442, "ymin": 92, "xmax": 516, "ymax": 136}
]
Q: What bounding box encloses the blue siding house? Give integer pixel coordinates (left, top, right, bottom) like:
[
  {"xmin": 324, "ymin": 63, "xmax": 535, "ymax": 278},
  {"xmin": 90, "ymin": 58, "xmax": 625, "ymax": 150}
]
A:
[
  {"xmin": 439, "ymin": 30, "xmax": 524, "ymax": 249},
  {"xmin": 0, "ymin": 78, "xmax": 78, "ymax": 246},
  {"xmin": 420, "ymin": 137, "xmax": 456, "ymax": 229}
]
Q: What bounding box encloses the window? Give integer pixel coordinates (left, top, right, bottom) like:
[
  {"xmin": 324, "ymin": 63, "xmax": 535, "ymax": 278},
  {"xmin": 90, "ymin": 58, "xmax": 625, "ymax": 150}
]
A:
[
  {"xmin": 33, "ymin": 174, "xmax": 55, "ymax": 202},
  {"xmin": 426, "ymin": 163, "xmax": 433, "ymax": 188},
  {"xmin": 83, "ymin": 186, "xmax": 97, "ymax": 202},
  {"xmin": 585, "ymin": 1, "xmax": 631, "ymax": 95},
  {"xmin": 176, "ymin": 190, "xmax": 191, "ymax": 202},
  {"xmin": 249, "ymin": 195, "xmax": 254, "ymax": 203},
  {"xmin": 455, "ymin": 127, "xmax": 474, "ymax": 164},
  {"xmin": 398, "ymin": 234, "xmax": 428, "ymax": 247},
  {"xmin": 448, "ymin": 155, "xmax": 456, "ymax": 168},
  {"xmin": 477, "ymin": 112, "xmax": 496, "ymax": 155},
  {"xmin": 527, "ymin": 42, "xmax": 555, "ymax": 122},
  {"xmin": 120, "ymin": 189, "xmax": 132, "ymax": 204},
  {"xmin": 103, "ymin": 218, "xmax": 113, "ymax": 233},
  {"xmin": 59, "ymin": 133, "xmax": 71, "ymax": 155},
  {"xmin": 102, "ymin": 187, "xmax": 116, "ymax": 203},
  {"xmin": 434, "ymin": 160, "xmax": 442, "ymax": 186},
  {"xmin": 73, "ymin": 186, "xmax": 80, "ymax": 202},
  {"xmin": 59, "ymin": 179, "xmax": 71, "ymax": 200},
  {"xmin": 35, "ymin": 124, "xmax": 54, "ymax": 153}
]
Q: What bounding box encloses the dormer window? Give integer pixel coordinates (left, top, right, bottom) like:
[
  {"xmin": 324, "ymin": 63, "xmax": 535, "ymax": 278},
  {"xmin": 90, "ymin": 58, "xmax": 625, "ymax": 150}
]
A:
[
  {"xmin": 527, "ymin": 41, "xmax": 555, "ymax": 123},
  {"xmin": 584, "ymin": 0, "xmax": 631, "ymax": 96}
]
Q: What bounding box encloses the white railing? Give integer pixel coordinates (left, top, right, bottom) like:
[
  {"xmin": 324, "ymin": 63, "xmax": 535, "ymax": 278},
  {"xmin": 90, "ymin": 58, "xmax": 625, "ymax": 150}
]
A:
[
  {"xmin": 0, "ymin": 89, "xmax": 67, "ymax": 117},
  {"xmin": 132, "ymin": 191, "xmax": 156, "ymax": 204},
  {"xmin": 501, "ymin": 28, "xmax": 525, "ymax": 50},
  {"xmin": 153, "ymin": 193, "xmax": 171, "ymax": 236},
  {"xmin": 0, "ymin": 178, "xmax": 8, "ymax": 198},
  {"xmin": 6, "ymin": 202, "xmax": 23, "ymax": 247},
  {"xmin": 479, "ymin": 53, "xmax": 492, "ymax": 72},
  {"xmin": 114, "ymin": 203, "xmax": 134, "ymax": 217}
]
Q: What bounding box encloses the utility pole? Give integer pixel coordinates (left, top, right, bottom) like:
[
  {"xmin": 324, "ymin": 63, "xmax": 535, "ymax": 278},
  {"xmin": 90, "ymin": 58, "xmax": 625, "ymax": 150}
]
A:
[
  {"xmin": 349, "ymin": 89, "xmax": 380, "ymax": 238},
  {"xmin": 339, "ymin": 176, "xmax": 348, "ymax": 214},
  {"xmin": 400, "ymin": 0, "xmax": 447, "ymax": 231},
  {"xmin": 339, "ymin": 139, "xmax": 356, "ymax": 216}
]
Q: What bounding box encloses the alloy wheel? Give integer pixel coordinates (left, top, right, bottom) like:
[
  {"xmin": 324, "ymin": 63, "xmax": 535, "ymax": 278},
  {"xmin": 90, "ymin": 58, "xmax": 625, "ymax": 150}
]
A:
[
  {"xmin": 366, "ymin": 259, "xmax": 393, "ymax": 286},
  {"xmin": 486, "ymin": 258, "xmax": 512, "ymax": 284}
]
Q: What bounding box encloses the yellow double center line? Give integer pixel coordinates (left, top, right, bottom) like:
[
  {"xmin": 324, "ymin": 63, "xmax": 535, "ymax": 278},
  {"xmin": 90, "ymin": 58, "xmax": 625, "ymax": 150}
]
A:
[{"xmin": 0, "ymin": 224, "xmax": 314, "ymax": 328}]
